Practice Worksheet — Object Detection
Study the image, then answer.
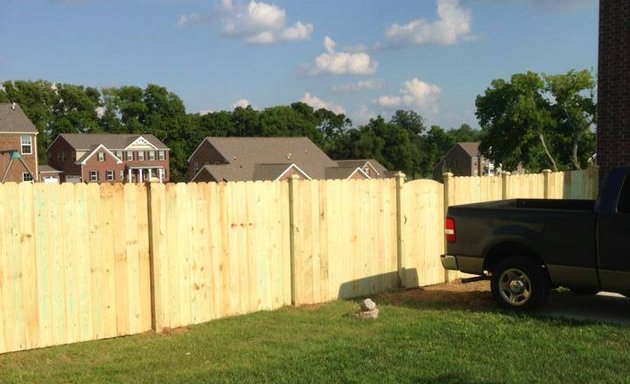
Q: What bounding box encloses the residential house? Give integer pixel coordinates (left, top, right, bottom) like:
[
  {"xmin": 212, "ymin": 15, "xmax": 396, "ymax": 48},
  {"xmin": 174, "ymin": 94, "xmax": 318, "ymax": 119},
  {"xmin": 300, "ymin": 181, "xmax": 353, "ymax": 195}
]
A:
[
  {"xmin": 188, "ymin": 137, "xmax": 392, "ymax": 182},
  {"xmin": 47, "ymin": 134, "xmax": 170, "ymax": 183},
  {"xmin": 433, "ymin": 142, "xmax": 494, "ymax": 180},
  {"xmin": 0, "ymin": 103, "xmax": 39, "ymax": 182}
]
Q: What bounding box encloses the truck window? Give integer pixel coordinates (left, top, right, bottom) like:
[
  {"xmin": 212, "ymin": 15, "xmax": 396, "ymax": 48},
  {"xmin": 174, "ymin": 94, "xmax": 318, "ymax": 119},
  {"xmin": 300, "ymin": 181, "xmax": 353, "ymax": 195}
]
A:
[{"xmin": 617, "ymin": 176, "xmax": 630, "ymax": 213}]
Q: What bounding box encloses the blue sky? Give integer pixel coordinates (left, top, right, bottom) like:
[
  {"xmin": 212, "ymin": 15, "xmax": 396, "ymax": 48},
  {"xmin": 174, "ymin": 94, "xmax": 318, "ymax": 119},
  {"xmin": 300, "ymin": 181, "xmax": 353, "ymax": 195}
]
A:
[{"xmin": 0, "ymin": 0, "xmax": 598, "ymax": 129}]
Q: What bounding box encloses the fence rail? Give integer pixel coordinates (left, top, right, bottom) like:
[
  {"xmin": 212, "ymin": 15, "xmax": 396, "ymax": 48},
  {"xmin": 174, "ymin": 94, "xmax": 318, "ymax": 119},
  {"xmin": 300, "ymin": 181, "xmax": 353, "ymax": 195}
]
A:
[{"xmin": 0, "ymin": 168, "xmax": 598, "ymax": 354}]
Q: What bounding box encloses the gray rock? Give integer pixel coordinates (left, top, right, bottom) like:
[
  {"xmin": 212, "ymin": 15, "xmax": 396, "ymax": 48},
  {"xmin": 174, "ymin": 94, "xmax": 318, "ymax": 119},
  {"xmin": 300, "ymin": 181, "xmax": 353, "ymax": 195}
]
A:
[
  {"xmin": 360, "ymin": 298, "xmax": 376, "ymax": 311},
  {"xmin": 355, "ymin": 308, "xmax": 379, "ymax": 320}
]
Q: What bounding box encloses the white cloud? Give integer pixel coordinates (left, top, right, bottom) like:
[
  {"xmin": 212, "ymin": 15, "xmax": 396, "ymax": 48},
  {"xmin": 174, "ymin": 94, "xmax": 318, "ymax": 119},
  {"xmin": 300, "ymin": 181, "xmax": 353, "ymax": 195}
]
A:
[
  {"xmin": 385, "ymin": 0, "xmax": 472, "ymax": 46},
  {"xmin": 232, "ymin": 98, "xmax": 251, "ymax": 109},
  {"xmin": 377, "ymin": 78, "xmax": 441, "ymax": 113},
  {"xmin": 307, "ymin": 36, "xmax": 378, "ymax": 76},
  {"xmin": 280, "ymin": 21, "xmax": 314, "ymax": 41},
  {"xmin": 333, "ymin": 80, "xmax": 385, "ymax": 92},
  {"xmin": 220, "ymin": 0, "xmax": 313, "ymax": 44},
  {"xmin": 300, "ymin": 92, "xmax": 345, "ymax": 114},
  {"xmin": 176, "ymin": 12, "xmax": 206, "ymax": 28}
]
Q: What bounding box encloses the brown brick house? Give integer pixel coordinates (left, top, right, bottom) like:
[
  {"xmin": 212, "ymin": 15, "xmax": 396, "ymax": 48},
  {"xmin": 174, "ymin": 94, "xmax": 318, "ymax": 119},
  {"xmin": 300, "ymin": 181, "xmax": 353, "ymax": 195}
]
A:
[
  {"xmin": 597, "ymin": 0, "xmax": 630, "ymax": 181},
  {"xmin": 0, "ymin": 103, "xmax": 39, "ymax": 182},
  {"xmin": 433, "ymin": 142, "xmax": 494, "ymax": 179},
  {"xmin": 47, "ymin": 134, "xmax": 170, "ymax": 183},
  {"xmin": 188, "ymin": 137, "xmax": 392, "ymax": 182}
]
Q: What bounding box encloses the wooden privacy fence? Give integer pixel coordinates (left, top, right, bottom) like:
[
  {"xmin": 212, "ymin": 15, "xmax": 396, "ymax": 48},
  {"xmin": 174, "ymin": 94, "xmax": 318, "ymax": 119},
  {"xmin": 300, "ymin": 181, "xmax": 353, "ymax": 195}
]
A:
[{"xmin": 0, "ymin": 168, "xmax": 598, "ymax": 354}]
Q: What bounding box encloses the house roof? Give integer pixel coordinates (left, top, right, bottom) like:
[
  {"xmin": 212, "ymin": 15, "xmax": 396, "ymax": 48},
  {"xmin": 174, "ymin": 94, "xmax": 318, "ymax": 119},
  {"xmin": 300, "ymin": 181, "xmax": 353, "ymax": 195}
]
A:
[
  {"xmin": 38, "ymin": 165, "xmax": 61, "ymax": 174},
  {"xmin": 456, "ymin": 142, "xmax": 481, "ymax": 158},
  {"xmin": 200, "ymin": 137, "xmax": 338, "ymax": 181},
  {"xmin": 336, "ymin": 159, "xmax": 391, "ymax": 176},
  {"xmin": 56, "ymin": 133, "xmax": 169, "ymax": 150},
  {"xmin": 0, "ymin": 103, "xmax": 38, "ymax": 134},
  {"xmin": 325, "ymin": 166, "xmax": 369, "ymax": 180}
]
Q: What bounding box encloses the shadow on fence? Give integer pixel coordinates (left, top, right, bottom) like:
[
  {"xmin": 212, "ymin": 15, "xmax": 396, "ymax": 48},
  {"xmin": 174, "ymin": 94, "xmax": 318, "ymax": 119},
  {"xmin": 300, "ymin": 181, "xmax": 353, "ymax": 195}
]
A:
[{"xmin": 336, "ymin": 269, "xmax": 419, "ymax": 300}]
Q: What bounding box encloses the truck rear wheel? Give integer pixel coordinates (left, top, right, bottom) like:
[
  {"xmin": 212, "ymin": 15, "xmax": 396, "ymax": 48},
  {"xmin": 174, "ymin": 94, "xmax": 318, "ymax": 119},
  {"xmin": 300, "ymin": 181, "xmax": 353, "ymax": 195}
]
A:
[{"xmin": 491, "ymin": 256, "xmax": 549, "ymax": 310}]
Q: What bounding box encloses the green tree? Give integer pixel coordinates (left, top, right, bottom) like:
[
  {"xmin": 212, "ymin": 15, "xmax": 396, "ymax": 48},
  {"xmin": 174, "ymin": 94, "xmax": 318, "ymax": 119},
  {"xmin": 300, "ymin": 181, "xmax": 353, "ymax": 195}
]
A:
[
  {"xmin": 419, "ymin": 125, "xmax": 455, "ymax": 177},
  {"xmin": 50, "ymin": 84, "xmax": 101, "ymax": 136},
  {"xmin": 476, "ymin": 70, "xmax": 596, "ymax": 172},
  {"xmin": 544, "ymin": 70, "xmax": 596, "ymax": 169}
]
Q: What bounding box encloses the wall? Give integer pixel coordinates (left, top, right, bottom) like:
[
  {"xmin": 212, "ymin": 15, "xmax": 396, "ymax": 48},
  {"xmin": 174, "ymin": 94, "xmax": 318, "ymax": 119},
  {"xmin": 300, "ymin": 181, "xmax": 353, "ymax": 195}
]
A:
[
  {"xmin": 597, "ymin": 0, "xmax": 630, "ymax": 181},
  {"xmin": 0, "ymin": 134, "xmax": 38, "ymax": 182}
]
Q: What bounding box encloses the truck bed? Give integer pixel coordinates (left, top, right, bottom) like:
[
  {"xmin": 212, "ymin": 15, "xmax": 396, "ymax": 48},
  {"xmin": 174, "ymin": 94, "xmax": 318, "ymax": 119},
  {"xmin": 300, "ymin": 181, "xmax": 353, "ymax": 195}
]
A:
[{"xmin": 456, "ymin": 198, "xmax": 595, "ymax": 211}]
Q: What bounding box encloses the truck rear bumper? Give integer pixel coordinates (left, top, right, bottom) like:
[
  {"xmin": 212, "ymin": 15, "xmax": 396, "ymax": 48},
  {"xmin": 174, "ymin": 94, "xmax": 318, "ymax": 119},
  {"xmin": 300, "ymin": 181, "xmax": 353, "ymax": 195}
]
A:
[
  {"xmin": 441, "ymin": 255, "xmax": 485, "ymax": 274},
  {"xmin": 440, "ymin": 255, "xmax": 458, "ymax": 270}
]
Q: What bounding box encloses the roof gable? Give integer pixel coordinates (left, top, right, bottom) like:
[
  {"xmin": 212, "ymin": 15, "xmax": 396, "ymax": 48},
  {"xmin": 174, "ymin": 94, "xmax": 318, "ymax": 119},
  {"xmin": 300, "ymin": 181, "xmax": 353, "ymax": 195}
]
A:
[
  {"xmin": 336, "ymin": 159, "xmax": 389, "ymax": 176},
  {"xmin": 0, "ymin": 103, "xmax": 38, "ymax": 134},
  {"xmin": 125, "ymin": 136, "xmax": 158, "ymax": 150},
  {"xmin": 78, "ymin": 144, "xmax": 123, "ymax": 165},
  {"xmin": 456, "ymin": 142, "xmax": 481, "ymax": 158}
]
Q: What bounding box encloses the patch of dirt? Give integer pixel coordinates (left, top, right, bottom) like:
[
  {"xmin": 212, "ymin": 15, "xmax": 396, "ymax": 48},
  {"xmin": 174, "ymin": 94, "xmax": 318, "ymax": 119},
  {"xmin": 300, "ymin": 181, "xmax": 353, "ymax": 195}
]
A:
[
  {"xmin": 378, "ymin": 279, "xmax": 494, "ymax": 309},
  {"xmin": 160, "ymin": 326, "xmax": 191, "ymax": 335}
]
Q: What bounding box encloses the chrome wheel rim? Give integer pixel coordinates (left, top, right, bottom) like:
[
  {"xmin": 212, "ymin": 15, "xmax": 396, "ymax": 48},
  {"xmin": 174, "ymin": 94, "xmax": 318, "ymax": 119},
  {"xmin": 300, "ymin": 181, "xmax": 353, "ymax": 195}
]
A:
[{"xmin": 498, "ymin": 268, "xmax": 532, "ymax": 306}]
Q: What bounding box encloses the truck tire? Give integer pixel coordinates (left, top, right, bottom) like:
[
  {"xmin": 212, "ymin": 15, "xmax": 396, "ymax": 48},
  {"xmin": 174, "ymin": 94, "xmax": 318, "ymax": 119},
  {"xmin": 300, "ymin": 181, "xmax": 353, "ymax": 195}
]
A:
[{"xmin": 491, "ymin": 256, "xmax": 549, "ymax": 310}]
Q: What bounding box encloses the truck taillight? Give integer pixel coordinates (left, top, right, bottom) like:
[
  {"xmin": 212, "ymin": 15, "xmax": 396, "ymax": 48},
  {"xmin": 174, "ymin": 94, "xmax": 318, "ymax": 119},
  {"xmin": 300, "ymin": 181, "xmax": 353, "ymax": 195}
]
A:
[{"xmin": 445, "ymin": 217, "xmax": 456, "ymax": 243}]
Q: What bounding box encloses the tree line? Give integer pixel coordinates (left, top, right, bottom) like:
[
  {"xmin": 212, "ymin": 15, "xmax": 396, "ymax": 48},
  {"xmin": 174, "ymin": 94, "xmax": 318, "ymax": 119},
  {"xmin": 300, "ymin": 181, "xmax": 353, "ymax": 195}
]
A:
[
  {"xmin": 0, "ymin": 69, "xmax": 595, "ymax": 182},
  {"xmin": 0, "ymin": 80, "xmax": 481, "ymax": 181}
]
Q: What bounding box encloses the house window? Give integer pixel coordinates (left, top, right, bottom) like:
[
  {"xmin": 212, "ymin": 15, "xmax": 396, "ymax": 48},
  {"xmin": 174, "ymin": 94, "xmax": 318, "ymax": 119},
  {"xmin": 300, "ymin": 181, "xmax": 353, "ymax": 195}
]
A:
[
  {"xmin": 61, "ymin": 151, "xmax": 65, "ymax": 161},
  {"xmin": 120, "ymin": 170, "xmax": 125, "ymax": 181},
  {"xmin": 22, "ymin": 173, "xmax": 34, "ymax": 182},
  {"xmin": 149, "ymin": 151, "xmax": 156, "ymax": 160},
  {"xmin": 126, "ymin": 151, "xmax": 133, "ymax": 161},
  {"xmin": 158, "ymin": 151, "xmax": 165, "ymax": 160},
  {"xmin": 89, "ymin": 170, "xmax": 98, "ymax": 182},
  {"xmin": 193, "ymin": 162, "xmax": 199, "ymax": 174},
  {"xmin": 72, "ymin": 153, "xmax": 76, "ymax": 161},
  {"xmin": 137, "ymin": 151, "xmax": 145, "ymax": 161},
  {"xmin": 116, "ymin": 151, "xmax": 123, "ymax": 160},
  {"xmin": 21, "ymin": 136, "xmax": 32, "ymax": 155},
  {"xmin": 106, "ymin": 170, "xmax": 114, "ymax": 181},
  {"xmin": 98, "ymin": 152, "xmax": 105, "ymax": 162}
]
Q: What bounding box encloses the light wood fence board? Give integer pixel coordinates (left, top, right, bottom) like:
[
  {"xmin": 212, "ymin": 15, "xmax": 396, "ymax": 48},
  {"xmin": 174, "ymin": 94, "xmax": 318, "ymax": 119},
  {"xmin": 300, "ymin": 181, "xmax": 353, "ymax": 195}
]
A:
[
  {"xmin": 0, "ymin": 182, "xmax": 6, "ymax": 352},
  {"xmin": 401, "ymin": 179, "xmax": 445, "ymax": 287}
]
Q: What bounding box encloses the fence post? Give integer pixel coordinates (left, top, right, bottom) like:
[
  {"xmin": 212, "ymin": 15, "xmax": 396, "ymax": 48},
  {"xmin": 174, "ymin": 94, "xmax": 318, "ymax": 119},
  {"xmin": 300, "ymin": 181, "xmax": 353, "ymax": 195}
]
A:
[
  {"xmin": 288, "ymin": 175, "xmax": 299, "ymax": 306},
  {"xmin": 146, "ymin": 182, "xmax": 166, "ymax": 333},
  {"xmin": 501, "ymin": 171, "xmax": 511, "ymax": 200},
  {"xmin": 442, "ymin": 172, "xmax": 453, "ymax": 283},
  {"xmin": 543, "ymin": 169, "xmax": 552, "ymax": 199},
  {"xmin": 395, "ymin": 172, "xmax": 405, "ymax": 287}
]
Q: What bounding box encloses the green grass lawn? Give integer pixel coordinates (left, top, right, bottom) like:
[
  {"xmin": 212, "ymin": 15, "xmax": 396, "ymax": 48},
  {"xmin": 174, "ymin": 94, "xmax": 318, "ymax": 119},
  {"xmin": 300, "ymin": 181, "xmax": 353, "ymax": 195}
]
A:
[{"xmin": 1, "ymin": 288, "xmax": 629, "ymax": 384}]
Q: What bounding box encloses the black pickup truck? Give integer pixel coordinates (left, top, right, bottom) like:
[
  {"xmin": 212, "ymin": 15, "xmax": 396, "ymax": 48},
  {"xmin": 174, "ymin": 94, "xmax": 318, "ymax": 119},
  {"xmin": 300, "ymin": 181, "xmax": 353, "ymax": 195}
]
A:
[{"xmin": 441, "ymin": 167, "xmax": 630, "ymax": 310}]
